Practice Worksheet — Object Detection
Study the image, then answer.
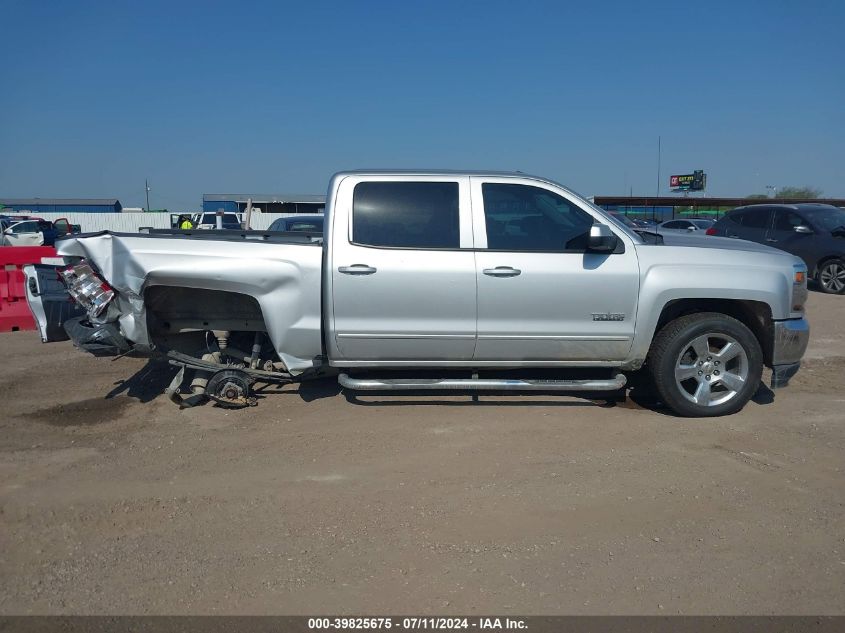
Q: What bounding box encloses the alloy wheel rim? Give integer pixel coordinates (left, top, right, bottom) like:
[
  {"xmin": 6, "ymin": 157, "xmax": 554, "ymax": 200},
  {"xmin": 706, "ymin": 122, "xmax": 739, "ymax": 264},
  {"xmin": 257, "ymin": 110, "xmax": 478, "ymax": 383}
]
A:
[
  {"xmin": 820, "ymin": 263, "xmax": 845, "ymax": 292},
  {"xmin": 675, "ymin": 333, "xmax": 749, "ymax": 407}
]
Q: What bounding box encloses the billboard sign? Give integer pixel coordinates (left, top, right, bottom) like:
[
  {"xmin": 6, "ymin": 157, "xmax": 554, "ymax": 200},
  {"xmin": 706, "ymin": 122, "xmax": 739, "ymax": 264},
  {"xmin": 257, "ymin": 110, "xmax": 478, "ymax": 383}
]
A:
[{"xmin": 670, "ymin": 170, "xmax": 706, "ymax": 191}]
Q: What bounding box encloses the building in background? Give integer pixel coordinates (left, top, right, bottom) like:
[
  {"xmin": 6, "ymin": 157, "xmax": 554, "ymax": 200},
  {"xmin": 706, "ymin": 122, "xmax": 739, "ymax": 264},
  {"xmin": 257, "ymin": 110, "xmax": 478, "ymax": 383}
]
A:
[
  {"xmin": 0, "ymin": 198, "xmax": 122, "ymax": 214},
  {"xmin": 202, "ymin": 193, "xmax": 325, "ymax": 214}
]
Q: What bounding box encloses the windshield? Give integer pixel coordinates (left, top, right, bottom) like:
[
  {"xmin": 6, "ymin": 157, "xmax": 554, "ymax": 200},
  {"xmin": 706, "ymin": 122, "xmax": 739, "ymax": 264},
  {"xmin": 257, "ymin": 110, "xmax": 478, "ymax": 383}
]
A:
[
  {"xmin": 288, "ymin": 218, "xmax": 323, "ymax": 232},
  {"xmin": 805, "ymin": 207, "xmax": 845, "ymax": 232},
  {"xmin": 691, "ymin": 219, "xmax": 714, "ymax": 229},
  {"xmin": 610, "ymin": 212, "xmax": 639, "ymax": 229},
  {"xmin": 198, "ymin": 213, "xmax": 241, "ymax": 229},
  {"xmin": 269, "ymin": 217, "xmax": 324, "ymax": 232},
  {"xmin": 202, "ymin": 213, "xmax": 239, "ymax": 224}
]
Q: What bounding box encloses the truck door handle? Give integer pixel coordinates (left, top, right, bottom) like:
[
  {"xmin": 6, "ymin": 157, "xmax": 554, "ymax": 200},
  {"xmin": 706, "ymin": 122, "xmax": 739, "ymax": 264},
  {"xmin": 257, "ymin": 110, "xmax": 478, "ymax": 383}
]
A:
[
  {"xmin": 338, "ymin": 264, "xmax": 377, "ymax": 275},
  {"xmin": 766, "ymin": 238, "xmax": 777, "ymax": 243},
  {"xmin": 483, "ymin": 266, "xmax": 521, "ymax": 277},
  {"xmin": 727, "ymin": 234, "xmax": 739, "ymax": 238}
]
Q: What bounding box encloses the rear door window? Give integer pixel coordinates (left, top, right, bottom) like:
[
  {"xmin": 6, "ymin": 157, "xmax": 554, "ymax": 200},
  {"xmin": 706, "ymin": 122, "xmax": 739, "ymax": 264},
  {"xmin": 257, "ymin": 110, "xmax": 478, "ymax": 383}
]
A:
[
  {"xmin": 737, "ymin": 208, "xmax": 771, "ymax": 229},
  {"xmin": 352, "ymin": 181, "xmax": 460, "ymax": 249}
]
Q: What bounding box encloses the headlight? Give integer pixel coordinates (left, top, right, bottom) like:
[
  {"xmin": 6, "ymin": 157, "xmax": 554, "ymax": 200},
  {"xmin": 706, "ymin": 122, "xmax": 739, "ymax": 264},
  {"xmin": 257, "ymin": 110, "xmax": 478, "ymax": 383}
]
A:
[
  {"xmin": 59, "ymin": 260, "xmax": 115, "ymax": 318},
  {"xmin": 792, "ymin": 263, "xmax": 808, "ymax": 312}
]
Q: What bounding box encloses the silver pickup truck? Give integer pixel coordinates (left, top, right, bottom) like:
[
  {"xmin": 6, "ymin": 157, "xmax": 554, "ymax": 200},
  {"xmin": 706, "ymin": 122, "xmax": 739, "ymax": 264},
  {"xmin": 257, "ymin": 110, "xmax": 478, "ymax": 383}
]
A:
[{"xmin": 24, "ymin": 170, "xmax": 810, "ymax": 417}]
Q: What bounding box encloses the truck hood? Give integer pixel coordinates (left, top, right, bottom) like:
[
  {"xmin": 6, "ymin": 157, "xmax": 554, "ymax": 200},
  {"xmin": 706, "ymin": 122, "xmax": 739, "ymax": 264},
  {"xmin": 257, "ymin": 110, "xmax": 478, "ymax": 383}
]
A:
[{"xmin": 656, "ymin": 233, "xmax": 786, "ymax": 256}]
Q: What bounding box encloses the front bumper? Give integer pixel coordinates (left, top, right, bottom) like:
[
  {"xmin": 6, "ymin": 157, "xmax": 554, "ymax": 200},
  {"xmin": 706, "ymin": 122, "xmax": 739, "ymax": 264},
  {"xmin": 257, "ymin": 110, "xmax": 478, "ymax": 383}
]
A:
[{"xmin": 770, "ymin": 317, "xmax": 810, "ymax": 389}]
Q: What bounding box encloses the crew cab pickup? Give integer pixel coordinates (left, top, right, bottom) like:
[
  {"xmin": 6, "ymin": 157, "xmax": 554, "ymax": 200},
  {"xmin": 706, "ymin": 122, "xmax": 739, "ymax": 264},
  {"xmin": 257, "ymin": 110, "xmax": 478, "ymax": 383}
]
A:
[{"xmin": 24, "ymin": 170, "xmax": 810, "ymax": 417}]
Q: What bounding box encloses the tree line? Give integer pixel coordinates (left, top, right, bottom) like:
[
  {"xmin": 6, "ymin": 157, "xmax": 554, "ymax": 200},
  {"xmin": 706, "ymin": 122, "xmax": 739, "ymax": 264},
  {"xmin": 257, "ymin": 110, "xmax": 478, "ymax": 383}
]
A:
[{"xmin": 747, "ymin": 186, "xmax": 823, "ymax": 200}]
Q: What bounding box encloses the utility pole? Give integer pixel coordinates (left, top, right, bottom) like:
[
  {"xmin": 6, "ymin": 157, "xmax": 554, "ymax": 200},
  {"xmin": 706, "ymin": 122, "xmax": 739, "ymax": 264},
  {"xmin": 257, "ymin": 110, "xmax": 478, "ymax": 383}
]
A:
[
  {"xmin": 654, "ymin": 136, "xmax": 661, "ymax": 222},
  {"xmin": 145, "ymin": 179, "xmax": 151, "ymax": 212},
  {"xmin": 656, "ymin": 136, "xmax": 661, "ymax": 199},
  {"xmin": 243, "ymin": 198, "xmax": 254, "ymax": 230}
]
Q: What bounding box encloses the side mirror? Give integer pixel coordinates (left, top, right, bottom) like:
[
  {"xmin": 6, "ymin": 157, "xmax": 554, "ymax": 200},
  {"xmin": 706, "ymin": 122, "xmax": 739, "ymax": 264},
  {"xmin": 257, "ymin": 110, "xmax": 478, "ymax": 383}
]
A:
[
  {"xmin": 588, "ymin": 223, "xmax": 618, "ymax": 252},
  {"xmin": 687, "ymin": 226, "xmax": 697, "ymax": 231},
  {"xmin": 794, "ymin": 225, "xmax": 813, "ymax": 234},
  {"xmin": 3, "ymin": 228, "xmax": 11, "ymax": 235}
]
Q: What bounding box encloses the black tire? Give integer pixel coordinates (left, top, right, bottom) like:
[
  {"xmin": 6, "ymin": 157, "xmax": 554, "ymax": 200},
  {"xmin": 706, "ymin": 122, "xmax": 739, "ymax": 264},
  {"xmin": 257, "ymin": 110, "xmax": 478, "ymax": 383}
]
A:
[
  {"xmin": 647, "ymin": 312, "xmax": 763, "ymax": 418},
  {"xmin": 816, "ymin": 259, "xmax": 845, "ymax": 294}
]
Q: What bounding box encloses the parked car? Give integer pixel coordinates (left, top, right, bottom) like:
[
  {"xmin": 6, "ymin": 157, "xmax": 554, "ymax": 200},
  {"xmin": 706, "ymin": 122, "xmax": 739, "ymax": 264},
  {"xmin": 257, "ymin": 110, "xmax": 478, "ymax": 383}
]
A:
[
  {"xmin": 190, "ymin": 212, "xmax": 242, "ymax": 230},
  {"xmin": 24, "ymin": 170, "xmax": 809, "ymax": 418},
  {"xmin": 1, "ymin": 218, "xmax": 54, "ymax": 246},
  {"xmin": 707, "ymin": 204, "xmax": 845, "ymax": 294},
  {"xmin": 608, "ymin": 213, "xmax": 661, "ymax": 236},
  {"xmin": 631, "ymin": 218, "xmax": 657, "ymax": 228},
  {"xmin": 656, "ymin": 218, "xmax": 715, "ymax": 233},
  {"xmin": 268, "ymin": 215, "xmax": 324, "ymax": 233},
  {"xmin": 1, "ymin": 215, "xmax": 78, "ymax": 246}
]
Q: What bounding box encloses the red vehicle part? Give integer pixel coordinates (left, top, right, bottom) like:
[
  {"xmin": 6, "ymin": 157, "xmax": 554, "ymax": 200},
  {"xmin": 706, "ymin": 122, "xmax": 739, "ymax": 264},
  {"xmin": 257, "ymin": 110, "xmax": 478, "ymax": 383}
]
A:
[{"xmin": 0, "ymin": 246, "xmax": 59, "ymax": 332}]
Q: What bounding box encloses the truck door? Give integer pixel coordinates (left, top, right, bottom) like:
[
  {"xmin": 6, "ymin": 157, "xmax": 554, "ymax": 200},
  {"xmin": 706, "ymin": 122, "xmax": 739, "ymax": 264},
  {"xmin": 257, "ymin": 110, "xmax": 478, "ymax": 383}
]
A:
[
  {"xmin": 470, "ymin": 177, "xmax": 639, "ymax": 362},
  {"xmin": 53, "ymin": 218, "xmax": 71, "ymax": 237},
  {"xmin": 329, "ymin": 176, "xmax": 477, "ymax": 362}
]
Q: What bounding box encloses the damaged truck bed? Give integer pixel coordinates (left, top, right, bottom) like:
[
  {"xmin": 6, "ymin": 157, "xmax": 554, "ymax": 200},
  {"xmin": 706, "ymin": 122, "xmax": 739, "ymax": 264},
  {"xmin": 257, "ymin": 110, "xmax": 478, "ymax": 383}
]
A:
[
  {"xmin": 29, "ymin": 230, "xmax": 324, "ymax": 370},
  {"xmin": 25, "ymin": 229, "xmax": 325, "ymax": 407}
]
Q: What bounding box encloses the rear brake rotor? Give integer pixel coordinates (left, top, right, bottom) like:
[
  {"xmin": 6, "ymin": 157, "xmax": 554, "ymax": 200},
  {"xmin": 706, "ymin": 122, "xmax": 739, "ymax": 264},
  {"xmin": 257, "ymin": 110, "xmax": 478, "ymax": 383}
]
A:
[{"xmin": 205, "ymin": 370, "xmax": 257, "ymax": 408}]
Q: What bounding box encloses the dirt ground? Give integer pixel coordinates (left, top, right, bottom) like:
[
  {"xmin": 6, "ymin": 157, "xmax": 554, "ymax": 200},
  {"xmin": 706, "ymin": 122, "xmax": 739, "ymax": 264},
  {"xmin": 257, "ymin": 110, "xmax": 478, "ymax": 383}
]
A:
[{"xmin": 1, "ymin": 292, "xmax": 843, "ymax": 615}]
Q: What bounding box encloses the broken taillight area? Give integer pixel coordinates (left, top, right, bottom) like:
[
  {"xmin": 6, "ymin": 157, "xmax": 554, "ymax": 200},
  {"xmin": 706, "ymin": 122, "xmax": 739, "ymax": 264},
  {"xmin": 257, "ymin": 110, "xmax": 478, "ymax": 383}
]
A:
[{"xmin": 59, "ymin": 260, "xmax": 115, "ymax": 318}]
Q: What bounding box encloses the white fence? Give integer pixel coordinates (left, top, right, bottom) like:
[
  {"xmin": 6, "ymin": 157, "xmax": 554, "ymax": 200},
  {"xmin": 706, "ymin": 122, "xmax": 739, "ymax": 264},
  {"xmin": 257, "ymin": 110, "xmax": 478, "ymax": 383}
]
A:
[{"xmin": 3, "ymin": 212, "xmax": 314, "ymax": 233}]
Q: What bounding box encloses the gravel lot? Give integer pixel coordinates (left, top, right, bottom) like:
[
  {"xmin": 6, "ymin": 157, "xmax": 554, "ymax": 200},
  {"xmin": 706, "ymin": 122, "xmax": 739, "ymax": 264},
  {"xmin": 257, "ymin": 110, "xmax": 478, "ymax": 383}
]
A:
[{"xmin": 1, "ymin": 292, "xmax": 844, "ymax": 615}]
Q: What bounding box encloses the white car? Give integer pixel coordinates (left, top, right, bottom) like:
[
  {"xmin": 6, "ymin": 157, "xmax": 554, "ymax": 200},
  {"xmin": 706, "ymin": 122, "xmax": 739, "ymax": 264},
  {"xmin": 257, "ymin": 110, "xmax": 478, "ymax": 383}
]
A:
[
  {"xmin": 655, "ymin": 218, "xmax": 715, "ymax": 234},
  {"xmin": 1, "ymin": 219, "xmax": 51, "ymax": 246}
]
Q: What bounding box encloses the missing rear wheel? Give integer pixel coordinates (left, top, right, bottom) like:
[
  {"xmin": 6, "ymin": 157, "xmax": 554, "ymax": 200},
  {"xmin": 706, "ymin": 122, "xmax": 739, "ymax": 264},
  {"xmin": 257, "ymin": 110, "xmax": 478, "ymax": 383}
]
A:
[{"xmin": 206, "ymin": 370, "xmax": 257, "ymax": 409}]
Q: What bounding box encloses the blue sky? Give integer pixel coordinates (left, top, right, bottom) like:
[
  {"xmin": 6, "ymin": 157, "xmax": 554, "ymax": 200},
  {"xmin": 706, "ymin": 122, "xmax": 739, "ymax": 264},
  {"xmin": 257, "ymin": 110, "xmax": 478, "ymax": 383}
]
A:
[{"xmin": 1, "ymin": 0, "xmax": 843, "ymax": 210}]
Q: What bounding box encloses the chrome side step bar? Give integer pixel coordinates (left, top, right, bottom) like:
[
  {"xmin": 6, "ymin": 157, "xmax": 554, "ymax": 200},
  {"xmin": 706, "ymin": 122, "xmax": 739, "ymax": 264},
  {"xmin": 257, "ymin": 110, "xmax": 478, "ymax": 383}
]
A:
[{"xmin": 338, "ymin": 373, "xmax": 627, "ymax": 392}]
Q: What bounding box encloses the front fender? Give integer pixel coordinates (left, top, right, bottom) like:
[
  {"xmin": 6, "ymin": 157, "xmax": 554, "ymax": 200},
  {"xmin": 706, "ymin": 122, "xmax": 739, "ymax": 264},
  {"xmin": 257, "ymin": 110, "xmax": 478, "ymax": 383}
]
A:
[{"xmin": 627, "ymin": 260, "xmax": 792, "ymax": 367}]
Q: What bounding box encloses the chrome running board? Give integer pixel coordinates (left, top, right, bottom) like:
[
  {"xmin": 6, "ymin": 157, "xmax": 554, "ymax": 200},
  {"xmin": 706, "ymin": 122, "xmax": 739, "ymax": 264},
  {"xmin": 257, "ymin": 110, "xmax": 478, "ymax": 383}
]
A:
[{"xmin": 338, "ymin": 373, "xmax": 627, "ymax": 392}]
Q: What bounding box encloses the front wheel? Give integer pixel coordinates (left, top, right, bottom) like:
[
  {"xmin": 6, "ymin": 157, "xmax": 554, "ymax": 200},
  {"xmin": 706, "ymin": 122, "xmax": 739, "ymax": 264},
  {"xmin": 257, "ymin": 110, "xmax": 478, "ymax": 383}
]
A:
[
  {"xmin": 817, "ymin": 259, "xmax": 845, "ymax": 294},
  {"xmin": 648, "ymin": 313, "xmax": 763, "ymax": 417}
]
